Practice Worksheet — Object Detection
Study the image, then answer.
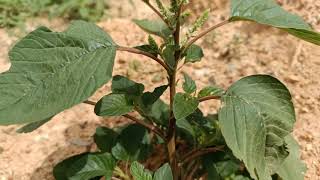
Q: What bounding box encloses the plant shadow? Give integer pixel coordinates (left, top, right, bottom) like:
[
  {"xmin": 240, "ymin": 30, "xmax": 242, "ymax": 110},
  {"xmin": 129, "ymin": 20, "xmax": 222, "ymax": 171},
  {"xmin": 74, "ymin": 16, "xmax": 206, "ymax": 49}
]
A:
[{"xmin": 29, "ymin": 115, "xmax": 128, "ymax": 180}]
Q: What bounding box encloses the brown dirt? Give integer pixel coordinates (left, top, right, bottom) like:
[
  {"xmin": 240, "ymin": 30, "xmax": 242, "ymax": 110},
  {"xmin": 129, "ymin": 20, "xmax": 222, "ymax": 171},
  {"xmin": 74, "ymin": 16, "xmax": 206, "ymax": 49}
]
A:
[{"xmin": 0, "ymin": 0, "xmax": 319, "ymax": 179}]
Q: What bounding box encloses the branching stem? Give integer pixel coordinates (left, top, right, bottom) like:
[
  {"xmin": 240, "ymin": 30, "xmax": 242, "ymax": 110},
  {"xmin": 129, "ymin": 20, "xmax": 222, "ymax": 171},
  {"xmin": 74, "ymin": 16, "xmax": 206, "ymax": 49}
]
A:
[
  {"xmin": 183, "ymin": 20, "xmax": 230, "ymax": 51},
  {"xmin": 198, "ymin": 95, "xmax": 221, "ymax": 102},
  {"xmin": 83, "ymin": 100, "xmax": 166, "ymax": 140},
  {"xmin": 181, "ymin": 146, "xmax": 225, "ymax": 164},
  {"xmin": 143, "ymin": 1, "xmax": 172, "ymax": 29},
  {"xmin": 117, "ymin": 46, "xmax": 170, "ymax": 72}
]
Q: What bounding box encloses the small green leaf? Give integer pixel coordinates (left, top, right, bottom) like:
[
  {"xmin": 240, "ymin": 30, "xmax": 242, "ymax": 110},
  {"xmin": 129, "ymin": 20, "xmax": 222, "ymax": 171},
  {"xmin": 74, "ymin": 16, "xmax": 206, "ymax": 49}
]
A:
[
  {"xmin": 94, "ymin": 127, "xmax": 119, "ymax": 152},
  {"xmin": 173, "ymin": 93, "xmax": 199, "ymax": 120},
  {"xmin": 0, "ymin": 20, "xmax": 116, "ymax": 125},
  {"xmin": 139, "ymin": 99, "xmax": 170, "ymax": 126},
  {"xmin": 111, "ymin": 124, "xmax": 152, "ymax": 162},
  {"xmin": 182, "ymin": 73, "xmax": 197, "ymax": 94},
  {"xmin": 130, "ymin": 161, "xmax": 153, "ymax": 180},
  {"xmin": 177, "ymin": 110, "xmax": 223, "ymax": 146},
  {"xmin": 133, "ymin": 19, "xmax": 172, "ymax": 38},
  {"xmin": 53, "ymin": 152, "xmax": 116, "ymax": 180},
  {"xmin": 111, "ymin": 75, "xmax": 145, "ymax": 96},
  {"xmin": 148, "ymin": 35, "xmax": 160, "ymax": 53},
  {"xmin": 276, "ymin": 135, "xmax": 306, "ymax": 180},
  {"xmin": 153, "ymin": 163, "xmax": 173, "ymax": 180},
  {"xmin": 16, "ymin": 116, "xmax": 52, "ymax": 133},
  {"xmin": 230, "ymin": 0, "xmax": 320, "ymax": 45},
  {"xmin": 185, "ymin": 44, "xmax": 204, "ymax": 63},
  {"xmin": 135, "ymin": 45, "xmax": 159, "ymax": 57},
  {"xmin": 198, "ymin": 86, "xmax": 224, "ymax": 98},
  {"xmin": 163, "ymin": 45, "xmax": 177, "ymax": 69},
  {"xmin": 219, "ymin": 75, "xmax": 296, "ymax": 179},
  {"xmin": 141, "ymin": 85, "xmax": 168, "ymax": 106},
  {"xmin": 94, "ymin": 94, "xmax": 134, "ymax": 117},
  {"xmin": 203, "ymin": 152, "xmax": 242, "ymax": 180}
]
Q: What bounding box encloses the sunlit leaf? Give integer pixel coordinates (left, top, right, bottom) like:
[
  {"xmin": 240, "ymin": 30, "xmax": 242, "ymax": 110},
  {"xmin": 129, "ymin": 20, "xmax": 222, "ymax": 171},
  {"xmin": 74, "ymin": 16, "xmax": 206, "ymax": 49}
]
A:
[
  {"xmin": 219, "ymin": 75, "xmax": 295, "ymax": 179},
  {"xmin": 0, "ymin": 20, "xmax": 116, "ymax": 125},
  {"xmin": 230, "ymin": 0, "xmax": 320, "ymax": 45}
]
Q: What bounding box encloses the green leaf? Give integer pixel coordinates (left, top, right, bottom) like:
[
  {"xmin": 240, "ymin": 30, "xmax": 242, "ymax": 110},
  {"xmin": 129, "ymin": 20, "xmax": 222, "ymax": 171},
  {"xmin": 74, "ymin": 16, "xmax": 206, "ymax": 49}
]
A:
[
  {"xmin": 203, "ymin": 151, "xmax": 242, "ymax": 180},
  {"xmin": 153, "ymin": 163, "xmax": 173, "ymax": 180},
  {"xmin": 53, "ymin": 152, "xmax": 116, "ymax": 180},
  {"xmin": 276, "ymin": 135, "xmax": 306, "ymax": 180},
  {"xmin": 230, "ymin": 0, "xmax": 320, "ymax": 45},
  {"xmin": 185, "ymin": 44, "xmax": 204, "ymax": 63},
  {"xmin": 162, "ymin": 45, "xmax": 177, "ymax": 69},
  {"xmin": 198, "ymin": 86, "xmax": 224, "ymax": 98},
  {"xmin": 139, "ymin": 99, "xmax": 170, "ymax": 126},
  {"xmin": 0, "ymin": 20, "xmax": 116, "ymax": 125},
  {"xmin": 177, "ymin": 110, "xmax": 223, "ymax": 146},
  {"xmin": 182, "ymin": 73, "xmax": 197, "ymax": 94},
  {"xmin": 111, "ymin": 75, "xmax": 145, "ymax": 96},
  {"xmin": 130, "ymin": 161, "xmax": 153, "ymax": 180},
  {"xmin": 133, "ymin": 19, "xmax": 172, "ymax": 38},
  {"xmin": 141, "ymin": 85, "xmax": 168, "ymax": 106},
  {"xmin": 135, "ymin": 45, "xmax": 159, "ymax": 57},
  {"xmin": 111, "ymin": 124, "xmax": 152, "ymax": 162},
  {"xmin": 94, "ymin": 127, "xmax": 119, "ymax": 152},
  {"xmin": 16, "ymin": 116, "xmax": 52, "ymax": 133},
  {"xmin": 173, "ymin": 93, "xmax": 199, "ymax": 120},
  {"xmin": 218, "ymin": 75, "xmax": 296, "ymax": 180},
  {"xmin": 94, "ymin": 94, "xmax": 134, "ymax": 117}
]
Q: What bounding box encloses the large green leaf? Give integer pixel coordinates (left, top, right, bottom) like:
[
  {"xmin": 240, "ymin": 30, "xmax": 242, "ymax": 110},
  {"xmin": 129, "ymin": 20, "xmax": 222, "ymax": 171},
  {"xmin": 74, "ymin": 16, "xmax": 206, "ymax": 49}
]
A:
[
  {"xmin": 153, "ymin": 163, "xmax": 173, "ymax": 180},
  {"xmin": 218, "ymin": 75, "xmax": 295, "ymax": 180},
  {"xmin": 0, "ymin": 20, "xmax": 116, "ymax": 125},
  {"xmin": 133, "ymin": 19, "xmax": 172, "ymax": 38},
  {"xmin": 130, "ymin": 161, "xmax": 153, "ymax": 180},
  {"xmin": 94, "ymin": 94, "xmax": 134, "ymax": 117},
  {"xmin": 111, "ymin": 124, "xmax": 152, "ymax": 162},
  {"xmin": 276, "ymin": 135, "xmax": 306, "ymax": 180},
  {"xmin": 173, "ymin": 93, "xmax": 199, "ymax": 120},
  {"xmin": 53, "ymin": 152, "xmax": 116, "ymax": 180},
  {"xmin": 230, "ymin": 0, "xmax": 320, "ymax": 45}
]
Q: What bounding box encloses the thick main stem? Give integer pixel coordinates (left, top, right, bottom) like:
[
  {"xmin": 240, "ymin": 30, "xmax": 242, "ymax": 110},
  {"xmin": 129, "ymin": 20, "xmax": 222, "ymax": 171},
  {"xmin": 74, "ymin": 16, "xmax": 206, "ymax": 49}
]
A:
[{"xmin": 167, "ymin": 2, "xmax": 182, "ymax": 180}]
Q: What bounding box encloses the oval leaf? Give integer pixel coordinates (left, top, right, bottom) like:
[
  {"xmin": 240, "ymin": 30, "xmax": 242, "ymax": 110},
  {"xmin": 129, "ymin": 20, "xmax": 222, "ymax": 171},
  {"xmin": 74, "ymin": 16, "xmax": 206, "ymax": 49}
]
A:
[
  {"xmin": 173, "ymin": 93, "xmax": 199, "ymax": 120},
  {"xmin": 111, "ymin": 124, "xmax": 152, "ymax": 162},
  {"xmin": 130, "ymin": 161, "xmax": 153, "ymax": 180},
  {"xmin": 198, "ymin": 86, "xmax": 224, "ymax": 98},
  {"xmin": 218, "ymin": 75, "xmax": 295, "ymax": 180},
  {"xmin": 153, "ymin": 163, "xmax": 173, "ymax": 180},
  {"xmin": 0, "ymin": 20, "xmax": 116, "ymax": 125},
  {"xmin": 94, "ymin": 127, "xmax": 119, "ymax": 152},
  {"xmin": 53, "ymin": 152, "xmax": 116, "ymax": 180},
  {"xmin": 230, "ymin": 0, "xmax": 320, "ymax": 45},
  {"xmin": 133, "ymin": 19, "xmax": 172, "ymax": 38},
  {"xmin": 94, "ymin": 94, "xmax": 134, "ymax": 117},
  {"xmin": 182, "ymin": 73, "xmax": 197, "ymax": 94},
  {"xmin": 185, "ymin": 44, "xmax": 204, "ymax": 63}
]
